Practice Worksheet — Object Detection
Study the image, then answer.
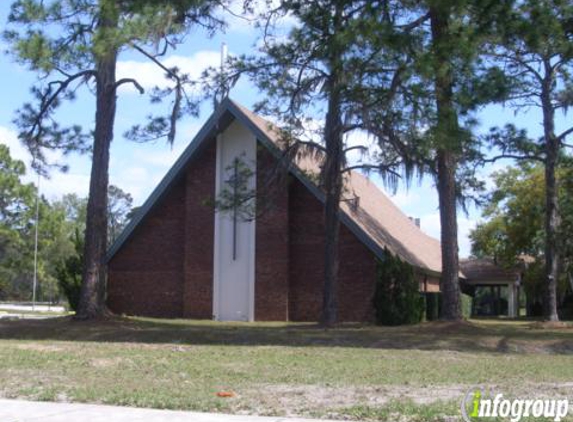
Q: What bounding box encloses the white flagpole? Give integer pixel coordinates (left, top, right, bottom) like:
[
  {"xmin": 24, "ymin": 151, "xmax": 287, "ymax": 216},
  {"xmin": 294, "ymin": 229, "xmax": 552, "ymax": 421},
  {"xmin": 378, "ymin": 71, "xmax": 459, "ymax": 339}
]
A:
[{"xmin": 32, "ymin": 173, "xmax": 40, "ymax": 311}]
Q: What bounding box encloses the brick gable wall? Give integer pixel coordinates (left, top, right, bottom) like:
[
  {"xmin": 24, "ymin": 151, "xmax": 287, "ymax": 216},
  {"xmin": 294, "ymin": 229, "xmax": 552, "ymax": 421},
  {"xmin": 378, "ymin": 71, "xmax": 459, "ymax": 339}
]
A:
[
  {"xmin": 254, "ymin": 146, "xmax": 290, "ymax": 320},
  {"xmin": 288, "ymin": 178, "xmax": 377, "ymax": 322},
  {"xmin": 108, "ymin": 135, "xmax": 379, "ymax": 322},
  {"xmin": 108, "ymin": 140, "xmax": 217, "ymax": 318},
  {"xmin": 107, "ymin": 177, "xmax": 186, "ymax": 317},
  {"xmin": 183, "ymin": 141, "xmax": 217, "ymax": 318}
]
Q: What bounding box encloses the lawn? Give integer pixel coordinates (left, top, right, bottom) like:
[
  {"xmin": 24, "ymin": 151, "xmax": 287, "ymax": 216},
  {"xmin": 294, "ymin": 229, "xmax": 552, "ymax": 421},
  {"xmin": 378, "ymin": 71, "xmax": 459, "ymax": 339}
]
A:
[{"xmin": 0, "ymin": 317, "xmax": 572, "ymax": 421}]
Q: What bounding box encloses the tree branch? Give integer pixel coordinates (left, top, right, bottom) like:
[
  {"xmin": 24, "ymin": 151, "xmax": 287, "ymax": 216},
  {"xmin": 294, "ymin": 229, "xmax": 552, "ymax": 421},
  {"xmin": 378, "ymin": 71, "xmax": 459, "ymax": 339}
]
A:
[
  {"xmin": 131, "ymin": 43, "xmax": 180, "ymax": 80},
  {"xmin": 491, "ymin": 52, "xmax": 544, "ymax": 84},
  {"xmin": 130, "ymin": 43, "xmax": 184, "ymax": 144},
  {"xmin": 344, "ymin": 145, "xmax": 368, "ymax": 153},
  {"xmin": 342, "ymin": 164, "xmax": 401, "ymax": 178},
  {"xmin": 27, "ymin": 70, "xmax": 97, "ymax": 141},
  {"xmin": 398, "ymin": 12, "xmax": 431, "ymax": 32},
  {"xmin": 284, "ymin": 139, "xmax": 327, "ymax": 153},
  {"xmin": 481, "ymin": 154, "xmax": 544, "ymax": 164},
  {"xmin": 115, "ymin": 78, "xmax": 144, "ymax": 94},
  {"xmin": 557, "ymin": 126, "xmax": 573, "ymax": 142}
]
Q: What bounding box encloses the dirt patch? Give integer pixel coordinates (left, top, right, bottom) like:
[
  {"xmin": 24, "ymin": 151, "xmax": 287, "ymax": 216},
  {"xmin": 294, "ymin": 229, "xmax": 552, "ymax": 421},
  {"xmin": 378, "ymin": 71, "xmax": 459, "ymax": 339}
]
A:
[
  {"xmin": 15, "ymin": 343, "xmax": 68, "ymax": 353},
  {"xmin": 89, "ymin": 357, "xmax": 126, "ymax": 368},
  {"xmin": 239, "ymin": 383, "xmax": 468, "ymax": 417},
  {"xmin": 530, "ymin": 321, "xmax": 573, "ymax": 330},
  {"xmin": 238, "ymin": 382, "xmax": 573, "ymax": 417}
]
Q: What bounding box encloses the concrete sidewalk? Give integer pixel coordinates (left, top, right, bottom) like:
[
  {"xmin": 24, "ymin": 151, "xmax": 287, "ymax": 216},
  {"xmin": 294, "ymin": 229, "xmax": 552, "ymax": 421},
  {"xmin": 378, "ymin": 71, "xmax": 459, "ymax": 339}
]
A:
[{"xmin": 0, "ymin": 399, "xmax": 339, "ymax": 422}]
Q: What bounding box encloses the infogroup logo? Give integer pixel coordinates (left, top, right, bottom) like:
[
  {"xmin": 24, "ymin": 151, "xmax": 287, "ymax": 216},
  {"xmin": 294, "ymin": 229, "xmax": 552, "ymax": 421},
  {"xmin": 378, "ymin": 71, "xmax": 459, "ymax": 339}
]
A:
[{"xmin": 461, "ymin": 387, "xmax": 569, "ymax": 422}]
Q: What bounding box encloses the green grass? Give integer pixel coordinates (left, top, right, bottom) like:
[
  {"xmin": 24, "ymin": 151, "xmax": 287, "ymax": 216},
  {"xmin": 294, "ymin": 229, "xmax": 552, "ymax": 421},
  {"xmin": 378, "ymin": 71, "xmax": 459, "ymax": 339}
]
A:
[
  {"xmin": 327, "ymin": 401, "xmax": 460, "ymax": 421},
  {"xmin": 0, "ymin": 317, "xmax": 572, "ymax": 420}
]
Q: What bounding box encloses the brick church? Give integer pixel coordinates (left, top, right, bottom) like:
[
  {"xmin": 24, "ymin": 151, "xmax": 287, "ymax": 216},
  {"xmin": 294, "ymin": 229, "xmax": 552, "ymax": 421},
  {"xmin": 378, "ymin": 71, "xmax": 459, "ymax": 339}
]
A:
[{"xmin": 106, "ymin": 99, "xmax": 443, "ymax": 322}]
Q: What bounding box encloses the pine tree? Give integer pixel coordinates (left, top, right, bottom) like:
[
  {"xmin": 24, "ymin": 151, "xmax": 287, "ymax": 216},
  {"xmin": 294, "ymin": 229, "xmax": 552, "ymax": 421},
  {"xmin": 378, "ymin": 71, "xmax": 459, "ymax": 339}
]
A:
[
  {"xmin": 5, "ymin": 0, "xmax": 224, "ymax": 319},
  {"xmin": 227, "ymin": 0, "xmax": 401, "ymax": 326},
  {"xmin": 359, "ymin": 0, "xmax": 508, "ymax": 320},
  {"xmin": 483, "ymin": 0, "xmax": 573, "ymax": 321}
]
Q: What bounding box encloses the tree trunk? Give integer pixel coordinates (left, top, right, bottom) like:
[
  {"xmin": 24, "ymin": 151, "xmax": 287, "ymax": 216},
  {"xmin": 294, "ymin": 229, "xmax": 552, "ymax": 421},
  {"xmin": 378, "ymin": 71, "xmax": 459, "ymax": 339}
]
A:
[
  {"xmin": 319, "ymin": 4, "xmax": 345, "ymax": 328},
  {"xmin": 321, "ymin": 79, "xmax": 344, "ymax": 327},
  {"xmin": 541, "ymin": 67, "xmax": 560, "ymax": 322},
  {"xmin": 437, "ymin": 149, "xmax": 462, "ymax": 320},
  {"xmin": 76, "ymin": 1, "xmax": 118, "ymax": 319},
  {"xmin": 430, "ymin": 5, "xmax": 462, "ymax": 320}
]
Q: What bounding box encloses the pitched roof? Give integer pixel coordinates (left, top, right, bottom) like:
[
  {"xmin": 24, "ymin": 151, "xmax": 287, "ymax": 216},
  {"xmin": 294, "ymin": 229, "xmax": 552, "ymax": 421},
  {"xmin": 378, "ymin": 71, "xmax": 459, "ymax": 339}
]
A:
[
  {"xmin": 459, "ymin": 258, "xmax": 519, "ymax": 283},
  {"xmin": 107, "ymin": 98, "xmax": 442, "ymax": 275}
]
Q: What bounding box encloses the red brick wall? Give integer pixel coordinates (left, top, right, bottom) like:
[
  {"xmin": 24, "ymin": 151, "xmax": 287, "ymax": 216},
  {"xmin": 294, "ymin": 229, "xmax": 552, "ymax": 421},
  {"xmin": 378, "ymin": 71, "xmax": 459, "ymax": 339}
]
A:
[
  {"xmin": 288, "ymin": 178, "xmax": 377, "ymax": 322},
  {"xmin": 254, "ymin": 146, "xmax": 290, "ymax": 321},
  {"xmin": 107, "ymin": 178, "xmax": 186, "ymax": 318},
  {"xmin": 107, "ymin": 133, "xmax": 379, "ymax": 322},
  {"xmin": 183, "ymin": 141, "xmax": 216, "ymax": 318},
  {"xmin": 108, "ymin": 140, "xmax": 217, "ymax": 319},
  {"xmin": 419, "ymin": 274, "xmax": 441, "ymax": 293}
]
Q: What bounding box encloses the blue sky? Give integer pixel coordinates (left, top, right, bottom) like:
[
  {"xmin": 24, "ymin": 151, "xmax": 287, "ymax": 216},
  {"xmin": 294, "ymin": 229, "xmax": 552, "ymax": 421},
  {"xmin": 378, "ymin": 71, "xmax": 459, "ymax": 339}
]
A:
[{"xmin": 0, "ymin": 2, "xmax": 566, "ymax": 257}]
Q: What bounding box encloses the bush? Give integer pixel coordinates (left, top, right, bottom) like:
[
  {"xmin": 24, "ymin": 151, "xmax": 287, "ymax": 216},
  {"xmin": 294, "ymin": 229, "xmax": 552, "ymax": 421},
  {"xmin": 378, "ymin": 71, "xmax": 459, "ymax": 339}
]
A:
[
  {"xmin": 425, "ymin": 293, "xmax": 441, "ymax": 321},
  {"xmin": 56, "ymin": 229, "xmax": 83, "ymax": 312},
  {"xmin": 461, "ymin": 293, "xmax": 473, "ymax": 319},
  {"xmin": 559, "ymin": 294, "xmax": 573, "ymax": 320},
  {"xmin": 373, "ymin": 249, "xmax": 424, "ymax": 325},
  {"xmin": 424, "ymin": 292, "xmax": 473, "ymax": 320}
]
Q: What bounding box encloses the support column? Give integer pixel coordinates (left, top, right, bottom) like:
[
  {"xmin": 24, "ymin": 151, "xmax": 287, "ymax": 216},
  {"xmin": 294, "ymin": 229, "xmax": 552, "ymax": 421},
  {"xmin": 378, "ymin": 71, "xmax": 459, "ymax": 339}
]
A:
[{"xmin": 508, "ymin": 283, "xmax": 515, "ymax": 318}]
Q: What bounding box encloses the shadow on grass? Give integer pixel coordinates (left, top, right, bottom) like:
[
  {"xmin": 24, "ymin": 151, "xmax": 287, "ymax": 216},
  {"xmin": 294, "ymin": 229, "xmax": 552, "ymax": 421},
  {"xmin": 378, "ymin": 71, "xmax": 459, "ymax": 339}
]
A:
[{"xmin": 0, "ymin": 316, "xmax": 572, "ymax": 354}]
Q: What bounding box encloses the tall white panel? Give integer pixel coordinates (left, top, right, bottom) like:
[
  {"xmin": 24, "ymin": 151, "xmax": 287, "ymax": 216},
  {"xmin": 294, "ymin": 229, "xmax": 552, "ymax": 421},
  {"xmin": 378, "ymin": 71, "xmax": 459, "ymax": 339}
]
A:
[{"xmin": 213, "ymin": 120, "xmax": 256, "ymax": 321}]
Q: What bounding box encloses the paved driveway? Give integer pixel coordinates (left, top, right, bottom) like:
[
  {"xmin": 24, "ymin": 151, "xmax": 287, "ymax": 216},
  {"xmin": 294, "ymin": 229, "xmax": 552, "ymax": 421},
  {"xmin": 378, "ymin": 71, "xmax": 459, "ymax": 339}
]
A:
[
  {"xmin": 0, "ymin": 303, "xmax": 65, "ymax": 313},
  {"xmin": 0, "ymin": 399, "xmax": 340, "ymax": 422}
]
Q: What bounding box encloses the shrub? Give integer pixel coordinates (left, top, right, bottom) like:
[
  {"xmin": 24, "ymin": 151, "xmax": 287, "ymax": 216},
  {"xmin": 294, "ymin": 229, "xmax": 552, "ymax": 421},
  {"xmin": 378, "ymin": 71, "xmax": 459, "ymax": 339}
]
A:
[
  {"xmin": 425, "ymin": 293, "xmax": 441, "ymax": 321},
  {"xmin": 461, "ymin": 293, "xmax": 473, "ymax": 319},
  {"xmin": 559, "ymin": 293, "xmax": 573, "ymax": 320},
  {"xmin": 373, "ymin": 248, "xmax": 424, "ymax": 325},
  {"xmin": 423, "ymin": 292, "xmax": 473, "ymax": 320},
  {"xmin": 55, "ymin": 229, "xmax": 83, "ymax": 312}
]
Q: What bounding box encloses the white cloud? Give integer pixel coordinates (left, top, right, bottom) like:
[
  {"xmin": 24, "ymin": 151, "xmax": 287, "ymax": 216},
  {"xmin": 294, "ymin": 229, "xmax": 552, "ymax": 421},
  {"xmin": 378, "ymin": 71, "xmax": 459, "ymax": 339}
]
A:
[
  {"xmin": 345, "ymin": 130, "xmax": 381, "ymax": 167},
  {"xmin": 222, "ymin": 0, "xmax": 298, "ymax": 34},
  {"xmin": 42, "ymin": 171, "xmax": 90, "ymax": 199},
  {"xmin": 132, "ymin": 146, "xmax": 184, "ymax": 169},
  {"xmin": 0, "ymin": 126, "xmax": 29, "ymax": 164},
  {"xmin": 418, "ymin": 212, "xmax": 476, "ymax": 258},
  {"xmin": 111, "ymin": 166, "xmax": 150, "ymax": 202},
  {"xmin": 0, "ymin": 125, "xmax": 91, "ymax": 200},
  {"xmin": 116, "ymin": 51, "xmax": 221, "ymax": 93}
]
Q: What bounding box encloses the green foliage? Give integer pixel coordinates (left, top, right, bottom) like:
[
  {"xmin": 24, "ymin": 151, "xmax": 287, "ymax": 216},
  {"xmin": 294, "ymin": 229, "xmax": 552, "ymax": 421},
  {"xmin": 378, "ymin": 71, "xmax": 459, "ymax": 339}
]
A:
[
  {"xmin": 373, "ymin": 249, "xmax": 424, "ymax": 326},
  {"xmin": 425, "ymin": 293, "xmax": 441, "ymax": 321},
  {"xmin": 213, "ymin": 155, "xmax": 256, "ymax": 222},
  {"xmin": 520, "ymin": 261, "xmax": 570, "ymax": 317},
  {"xmin": 481, "ymin": 0, "xmax": 573, "ymax": 319},
  {"xmin": 219, "ymin": 1, "xmax": 404, "ymax": 188},
  {"xmin": 4, "ymin": 0, "xmax": 224, "ymax": 169},
  {"xmin": 470, "ymin": 163, "xmax": 547, "ymax": 262},
  {"xmin": 5, "ymin": 0, "xmax": 223, "ymax": 317},
  {"xmin": 522, "ymin": 261, "xmax": 546, "ymax": 316},
  {"xmin": 470, "ymin": 161, "xmax": 573, "ymax": 310},
  {"xmin": 423, "ymin": 293, "xmax": 472, "ymax": 320},
  {"xmin": 55, "ymin": 229, "xmax": 83, "ymax": 311},
  {"xmin": 355, "ymin": 0, "xmax": 507, "ymax": 201},
  {"xmin": 0, "ymin": 140, "xmax": 133, "ymax": 303},
  {"xmin": 0, "ymin": 143, "xmax": 35, "ymax": 300},
  {"xmin": 461, "ymin": 293, "xmax": 473, "ymax": 319},
  {"xmin": 108, "ymin": 185, "xmax": 133, "ymax": 245}
]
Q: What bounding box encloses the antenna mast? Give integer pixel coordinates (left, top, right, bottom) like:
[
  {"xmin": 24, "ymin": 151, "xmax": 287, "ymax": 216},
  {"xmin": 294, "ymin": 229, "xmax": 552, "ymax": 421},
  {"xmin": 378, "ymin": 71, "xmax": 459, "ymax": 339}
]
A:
[{"xmin": 214, "ymin": 42, "xmax": 229, "ymax": 109}]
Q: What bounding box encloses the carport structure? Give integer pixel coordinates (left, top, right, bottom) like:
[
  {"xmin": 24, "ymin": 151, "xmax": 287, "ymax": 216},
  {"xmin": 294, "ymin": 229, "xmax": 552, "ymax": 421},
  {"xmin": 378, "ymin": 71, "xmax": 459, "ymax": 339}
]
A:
[{"xmin": 461, "ymin": 258, "xmax": 521, "ymax": 318}]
